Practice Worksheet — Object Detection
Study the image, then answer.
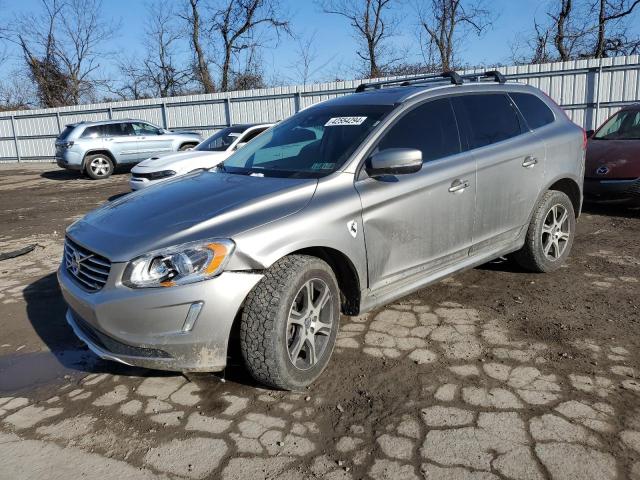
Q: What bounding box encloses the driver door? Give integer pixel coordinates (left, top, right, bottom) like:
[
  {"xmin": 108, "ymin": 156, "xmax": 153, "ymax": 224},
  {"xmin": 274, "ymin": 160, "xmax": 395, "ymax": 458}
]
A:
[
  {"xmin": 131, "ymin": 122, "xmax": 172, "ymax": 159},
  {"xmin": 355, "ymin": 97, "xmax": 477, "ymax": 292}
]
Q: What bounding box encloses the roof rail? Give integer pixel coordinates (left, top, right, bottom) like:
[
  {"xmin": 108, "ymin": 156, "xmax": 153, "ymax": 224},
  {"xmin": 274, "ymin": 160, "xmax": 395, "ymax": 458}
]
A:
[{"xmin": 354, "ymin": 69, "xmax": 507, "ymax": 92}]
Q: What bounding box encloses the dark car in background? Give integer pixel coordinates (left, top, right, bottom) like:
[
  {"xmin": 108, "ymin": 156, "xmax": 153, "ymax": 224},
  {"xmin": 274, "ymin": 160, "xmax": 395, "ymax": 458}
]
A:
[{"xmin": 585, "ymin": 104, "xmax": 640, "ymax": 206}]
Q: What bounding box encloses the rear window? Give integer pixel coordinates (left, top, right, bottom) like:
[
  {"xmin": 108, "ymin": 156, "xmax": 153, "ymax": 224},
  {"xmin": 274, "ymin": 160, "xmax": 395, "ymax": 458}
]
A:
[
  {"xmin": 452, "ymin": 94, "xmax": 523, "ymax": 150},
  {"xmin": 510, "ymin": 92, "xmax": 555, "ymax": 130},
  {"xmin": 81, "ymin": 126, "xmax": 103, "ymax": 138},
  {"xmin": 57, "ymin": 125, "xmax": 76, "ymax": 140}
]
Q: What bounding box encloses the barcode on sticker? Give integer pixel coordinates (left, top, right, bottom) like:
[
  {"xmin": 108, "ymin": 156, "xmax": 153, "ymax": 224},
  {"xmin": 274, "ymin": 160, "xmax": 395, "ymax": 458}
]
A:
[{"xmin": 325, "ymin": 116, "xmax": 367, "ymax": 126}]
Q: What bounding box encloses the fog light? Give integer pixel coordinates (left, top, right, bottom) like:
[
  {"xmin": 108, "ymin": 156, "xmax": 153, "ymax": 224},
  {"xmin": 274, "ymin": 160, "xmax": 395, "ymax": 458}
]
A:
[{"xmin": 182, "ymin": 302, "xmax": 203, "ymax": 332}]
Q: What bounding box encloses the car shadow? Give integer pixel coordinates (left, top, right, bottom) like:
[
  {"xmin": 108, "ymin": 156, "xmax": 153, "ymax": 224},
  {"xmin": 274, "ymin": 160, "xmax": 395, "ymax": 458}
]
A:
[
  {"xmin": 582, "ymin": 202, "xmax": 640, "ymax": 219},
  {"xmin": 40, "ymin": 169, "xmax": 83, "ymax": 181},
  {"xmin": 108, "ymin": 192, "xmax": 129, "ymax": 202},
  {"xmin": 475, "ymin": 256, "xmax": 530, "ymax": 273}
]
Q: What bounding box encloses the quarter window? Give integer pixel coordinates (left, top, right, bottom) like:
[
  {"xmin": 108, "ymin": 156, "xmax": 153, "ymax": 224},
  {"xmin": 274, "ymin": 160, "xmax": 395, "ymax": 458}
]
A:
[
  {"xmin": 375, "ymin": 98, "xmax": 461, "ymax": 163},
  {"xmin": 81, "ymin": 126, "xmax": 102, "ymax": 138},
  {"xmin": 510, "ymin": 92, "xmax": 555, "ymax": 130},
  {"xmin": 452, "ymin": 94, "xmax": 523, "ymax": 149}
]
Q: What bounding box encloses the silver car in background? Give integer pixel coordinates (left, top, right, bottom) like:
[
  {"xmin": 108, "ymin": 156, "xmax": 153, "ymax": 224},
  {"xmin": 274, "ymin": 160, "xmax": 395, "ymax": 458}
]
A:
[
  {"xmin": 58, "ymin": 71, "xmax": 585, "ymax": 390},
  {"xmin": 55, "ymin": 119, "xmax": 202, "ymax": 179}
]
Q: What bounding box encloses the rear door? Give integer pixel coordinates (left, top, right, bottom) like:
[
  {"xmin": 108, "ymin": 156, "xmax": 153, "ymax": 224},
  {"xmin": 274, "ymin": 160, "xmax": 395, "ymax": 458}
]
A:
[
  {"xmin": 451, "ymin": 93, "xmax": 546, "ymax": 254},
  {"xmin": 103, "ymin": 122, "xmax": 139, "ymax": 164},
  {"xmin": 355, "ymin": 97, "xmax": 477, "ymax": 292}
]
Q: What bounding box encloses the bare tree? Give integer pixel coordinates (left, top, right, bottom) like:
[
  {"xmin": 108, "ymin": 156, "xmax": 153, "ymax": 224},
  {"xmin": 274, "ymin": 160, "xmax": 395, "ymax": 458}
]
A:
[
  {"xmin": 592, "ymin": 0, "xmax": 640, "ymax": 57},
  {"xmin": 181, "ymin": 0, "xmax": 216, "ymax": 93},
  {"xmin": 417, "ymin": 0, "xmax": 493, "ymax": 71},
  {"xmin": 140, "ymin": 2, "xmax": 193, "ymax": 97},
  {"xmin": 288, "ymin": 31, "xmax": 333, "ymax": 84},
  {"xmin": 210, "ymin": 0, "xmax": 291, "ymax": 92},
  {"xmin": 320, "ymin": 0, "xmax": 397, "ymax": 78},
  {"xmin": 15, "ymin": 0, "xmax": 116, "ymax": 107}
]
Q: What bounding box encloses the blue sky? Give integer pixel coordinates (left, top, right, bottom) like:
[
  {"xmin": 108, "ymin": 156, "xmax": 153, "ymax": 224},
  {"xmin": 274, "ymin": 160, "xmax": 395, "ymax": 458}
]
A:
[{"xmin": 2, "ymin": 0, "xmax": 635, "ymax": 89}]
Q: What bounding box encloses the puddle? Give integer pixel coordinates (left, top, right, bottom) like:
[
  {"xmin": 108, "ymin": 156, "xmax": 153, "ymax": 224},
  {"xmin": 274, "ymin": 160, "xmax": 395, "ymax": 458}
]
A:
[{"xmin": 0, "ymin": 349, "xmax": 98, "ymax": 394}]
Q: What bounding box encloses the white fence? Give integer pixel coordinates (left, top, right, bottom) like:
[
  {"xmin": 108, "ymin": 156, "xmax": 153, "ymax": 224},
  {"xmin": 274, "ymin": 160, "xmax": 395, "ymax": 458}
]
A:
[{"xmin": 1, "ymin": 55, "xmax": 639, "ymax": 163}]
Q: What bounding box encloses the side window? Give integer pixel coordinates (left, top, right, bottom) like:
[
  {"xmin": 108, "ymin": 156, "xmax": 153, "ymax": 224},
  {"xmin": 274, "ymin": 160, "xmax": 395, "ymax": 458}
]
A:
[
  {"xmin": 452, "ymin": 94, "xmax": 523, "ymax": 150},
  {"xmin": 510, "ymin": 92, "xmax": 555, "ymax": 130},
  {"xmin": 81, "ymin": 126, "xmax": 102, "ymax": 138},
  {"xmin": 375, "ymin": 98, "xmax": 461, "ymax": 163},
  {"xmin": 131, "ymin": 122, "xmax": 160, "ymax": 136},
  {"xmin": 104, "ymin": 123, "xmax": 134, "ymax": 136}
]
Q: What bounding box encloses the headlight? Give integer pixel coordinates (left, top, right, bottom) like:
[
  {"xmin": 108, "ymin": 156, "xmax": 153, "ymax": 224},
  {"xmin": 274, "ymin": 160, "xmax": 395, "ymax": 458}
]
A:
[
  {"xmin": 149, "ymin": 170, "xmax": 176, "ymax": 179},
  {"xmin": 122, "ymin": 239, "xmax": 235, "ymax": 288}
]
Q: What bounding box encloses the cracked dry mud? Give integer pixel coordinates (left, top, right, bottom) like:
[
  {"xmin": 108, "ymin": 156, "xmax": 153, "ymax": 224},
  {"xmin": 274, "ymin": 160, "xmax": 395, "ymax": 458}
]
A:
[{"xmin": 0, "ymin": 165, "xmax": 639, "ymax": 480}]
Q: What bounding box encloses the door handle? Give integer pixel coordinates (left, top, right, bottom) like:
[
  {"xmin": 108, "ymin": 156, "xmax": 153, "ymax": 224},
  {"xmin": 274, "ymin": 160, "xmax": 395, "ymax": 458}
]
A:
[
  {"xmin": 522, "ymin": 156, "xmax": 538, "ymax": 168},
  {"xmin": 448, "ymin": 179, "xmax": 470, "ymax": 193}
]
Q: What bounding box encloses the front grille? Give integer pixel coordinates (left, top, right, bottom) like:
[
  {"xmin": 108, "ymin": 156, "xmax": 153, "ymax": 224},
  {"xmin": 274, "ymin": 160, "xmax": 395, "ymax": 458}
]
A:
[
  {"xmin": 64, "ymin": 238, "xmax": 111, "ymax": 292},
  {"xmin": 72, "ymin": 311, "xmax": 171, "ymax": 359}
]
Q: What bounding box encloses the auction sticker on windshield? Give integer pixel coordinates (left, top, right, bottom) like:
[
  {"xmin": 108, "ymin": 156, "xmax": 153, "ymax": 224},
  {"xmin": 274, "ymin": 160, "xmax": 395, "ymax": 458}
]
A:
[{"xmin": 325, "ymin": 116, "xmax": 367, "ymax": 126}]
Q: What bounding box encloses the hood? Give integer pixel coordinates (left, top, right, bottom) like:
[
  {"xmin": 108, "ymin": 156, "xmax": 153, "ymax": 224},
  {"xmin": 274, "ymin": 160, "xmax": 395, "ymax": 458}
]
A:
[
  {"xmin": 585, "ymin": 139, "xmax": 640, "ymax": 178},
  {"xmin": 133, "ymin": 151, "xmax": 229, "ymax": 173},
  {"xmin": 68, "ymin": 172, "xmax": 318, "ymax": 262}
]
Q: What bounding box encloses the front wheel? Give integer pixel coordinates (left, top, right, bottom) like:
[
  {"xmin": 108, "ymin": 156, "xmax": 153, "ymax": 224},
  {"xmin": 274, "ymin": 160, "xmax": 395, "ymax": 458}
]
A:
[
  {"xmin": 240, "ymin": 255, "xmax": 340, "ymax": 390},
  {"xmin": 85, "ymin": 154, "xmax": 114, "ymax": 180},
  {"xmin": 513, "ymin": 190, "xmax": 576, "ymax": 272}
]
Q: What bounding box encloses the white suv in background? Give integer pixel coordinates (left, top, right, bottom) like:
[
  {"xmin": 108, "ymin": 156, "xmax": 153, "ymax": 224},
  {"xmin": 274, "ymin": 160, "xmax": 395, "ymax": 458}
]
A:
[{"xmin": 129, "ymin": 123, "xmax": 273, "ymax": 190}]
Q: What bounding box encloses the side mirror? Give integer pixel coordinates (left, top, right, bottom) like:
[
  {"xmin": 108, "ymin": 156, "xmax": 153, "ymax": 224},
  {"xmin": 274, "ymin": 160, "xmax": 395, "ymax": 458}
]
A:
[
  {"xmin": 366, "ymin": 148, "xmax": 422, "ymax": 177},
  {"xmin": 586, "ymin": 130, "xmax": 595, "ymax": 138}
]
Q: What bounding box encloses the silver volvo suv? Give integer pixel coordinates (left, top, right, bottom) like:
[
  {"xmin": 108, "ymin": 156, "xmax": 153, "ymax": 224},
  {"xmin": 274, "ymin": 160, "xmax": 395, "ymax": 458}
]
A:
[
  {"xmin": 55, "ymin": 119, "xmax": 202, "ymax": 179},
  {"xmin": 58, "ymin": 71, "xmax": 585, "ymax": 389}
]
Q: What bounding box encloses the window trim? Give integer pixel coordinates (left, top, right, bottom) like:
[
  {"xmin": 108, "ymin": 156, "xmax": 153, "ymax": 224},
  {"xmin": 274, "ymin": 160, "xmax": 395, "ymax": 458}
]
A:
[
  {"xmin": 508, "ymin": 91, "xmax": 557, "ymax": 132},
  {"xmin": 355, "ymin": 96, "xmax": 464, "ymax": 180},
  {"xmin": 451, "ymin": 92, "xmax": 528, "ymax": 153}
]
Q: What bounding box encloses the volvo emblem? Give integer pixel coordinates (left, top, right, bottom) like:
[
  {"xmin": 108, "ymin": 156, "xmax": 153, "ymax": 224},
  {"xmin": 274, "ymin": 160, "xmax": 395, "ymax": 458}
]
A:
[{"xmin": 596, "ymin": 166, "xmax": 610, "ymax": 175}]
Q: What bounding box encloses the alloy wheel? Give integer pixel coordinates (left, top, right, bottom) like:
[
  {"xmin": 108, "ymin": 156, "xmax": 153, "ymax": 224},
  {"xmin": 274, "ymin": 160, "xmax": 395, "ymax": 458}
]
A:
[
  {"xmin": 286, "ymin": 278, "xmax": 335, "ymax": 370},
  {"xmin": 89, "ymin": 157, "xmax": 111, "ymax": 177},
  {"xmin": 541, "ymin": 204, "xmax": 570, "ymax": 261}
]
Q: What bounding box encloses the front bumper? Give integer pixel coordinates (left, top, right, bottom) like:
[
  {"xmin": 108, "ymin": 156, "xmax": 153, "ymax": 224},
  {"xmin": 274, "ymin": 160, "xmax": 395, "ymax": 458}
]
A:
[
  {"xmin": 584, "ymin": 177, "xmax": 640, "ymax": 204},
  {"xmin": 58, "ymin": 264, "xmax": 263, "ymax": 372}
]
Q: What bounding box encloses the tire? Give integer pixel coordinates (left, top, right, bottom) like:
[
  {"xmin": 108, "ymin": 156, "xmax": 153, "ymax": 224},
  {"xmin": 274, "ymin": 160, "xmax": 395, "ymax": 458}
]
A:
[
  {"xmin": 513, "ymin": 190, "xmax": 576, "ymax": 273},
  {"xmin": 240, "ymin": 255, "xmax": 341, "ymax": 390},
  {"xmin": 84, "ymin": 154, "xmax": 114, "ymax": 180},
  {"xmin": 179, "ymin": 143, "xmax": 196, "ymax": 151}
]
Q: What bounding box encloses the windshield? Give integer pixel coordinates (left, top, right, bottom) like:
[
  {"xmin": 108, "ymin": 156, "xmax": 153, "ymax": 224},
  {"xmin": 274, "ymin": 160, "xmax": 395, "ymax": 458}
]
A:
[
  {"xmin": 196, "ymin": 126, "xmax": 246, "ymax": 152},
  {"xmin": 218, "ymin": 104, "xmax": 393, "ymax": 178},
  {"xmin": 594, "ymin": 110, "xmax": 640, "ymax": 140}
]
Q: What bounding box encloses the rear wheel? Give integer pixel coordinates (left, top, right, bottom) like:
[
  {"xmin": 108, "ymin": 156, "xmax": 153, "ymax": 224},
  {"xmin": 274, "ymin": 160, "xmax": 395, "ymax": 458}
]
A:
[
  {"xmin": 84, "ymin": 154, "xmax": 114, "ymax": 180},
  {"xmin": 513, "ymin": 190, "xmax": 576, "ymax": 272},
  {"xmin": 240, "ymin": 255, "xmax": 340, "ymax": 390}
]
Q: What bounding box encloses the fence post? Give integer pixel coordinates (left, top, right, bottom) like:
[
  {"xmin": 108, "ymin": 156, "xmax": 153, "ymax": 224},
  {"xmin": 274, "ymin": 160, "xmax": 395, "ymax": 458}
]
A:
[
  {"xmin": 224, "ymin": 97, "xmax": 233, "ymax": 126},
  {"xmin": 108, "ymin": 107, "xmax": 113, "ymax": 119},
  {"xmin": 294, "ymin": 91, "xmax": 302, "ymax": 113},
  {"xmin": 55, "ymin": 112, "xmax": 62, "ymax": 133},
  {"xmin": 594, "ymin": 59, "xmax": 603, "ymax": 129},
  {"xmin": 10, "ymin": 115, "xmax": 20, "ymax": 163},
  {"xmin": 161, "ymin": 103, "xmax": 168, "ymax": 128}
]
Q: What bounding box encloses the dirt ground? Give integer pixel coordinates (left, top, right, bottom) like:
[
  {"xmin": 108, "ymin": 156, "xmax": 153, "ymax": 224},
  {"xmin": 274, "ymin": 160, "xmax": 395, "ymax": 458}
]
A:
[{"xmin": 0, "ymin": 163, "xmax": 639, "ymax": 480}]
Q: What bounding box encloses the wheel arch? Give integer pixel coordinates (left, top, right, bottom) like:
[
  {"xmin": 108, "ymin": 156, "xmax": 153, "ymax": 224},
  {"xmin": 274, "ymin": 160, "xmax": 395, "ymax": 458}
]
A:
[
  {"xmin": 291, "ymin": 246, "xmax": 362, "ymax": 316},
  {"xmin": 547, "ymin": 177, "xmax": 582, "ymax": 218},
  {"xmin": 178, "ymin": 141, "xmax": 199, "ymax": 150},
  {"xmin": 82, "ymin": 149, "xmax": 117, "ymax": 168}
]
